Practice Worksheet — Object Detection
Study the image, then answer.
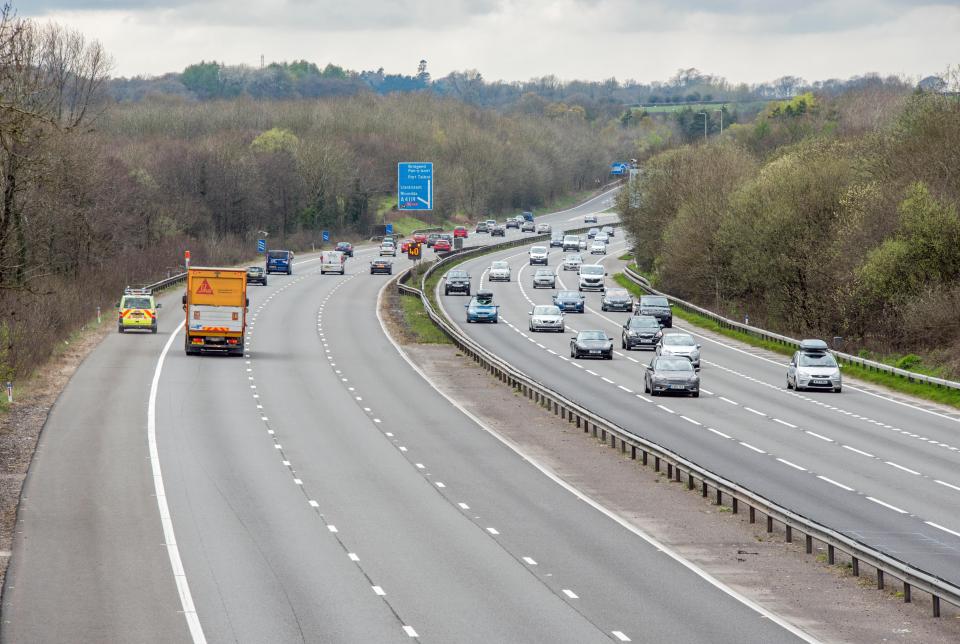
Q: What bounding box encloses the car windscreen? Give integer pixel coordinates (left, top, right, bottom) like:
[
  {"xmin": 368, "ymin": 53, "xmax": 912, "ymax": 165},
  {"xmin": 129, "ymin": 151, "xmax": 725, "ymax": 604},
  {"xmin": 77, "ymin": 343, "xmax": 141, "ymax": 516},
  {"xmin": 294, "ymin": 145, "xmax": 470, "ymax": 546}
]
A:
[
  {"xmin": 557, "ymin": 291, "xmax": 579, "ymax": 299},
  {"xmin": 662, "ymin": 334, "xmax": 694, "ymax": 346},
  {"xmin": 580, "ymin": 266, "xmax": 604, "ymax": 275},
  {"xmin": 448, "ymin": 271, "xmax": 468, "ymax": 278},
  {"xmin": 530, "ymin": 247, "xmax": 547, "ymax": 253},
  {"xmin": 124, "ymin": 297, "xmax": 151, "ymax": 309},
  {"xmin": 565, "ymin": 255, "xmax": 581, "ymax": 262},
  {"xmin": 491, "ymin": 262, "xmax": 508, "ymax": 269},
  {"xmin": 605, "ymin": 289, "xmax": 628, "ymax": 298},
  {"xmin": 799, "ymin": 352, "xmax": 837, "ymax": 367},
  {"xmin": 641, "ymin": 296, "xmax": 669, "ymax": 307},
  {"xmin": 535, "ymin": 269, "xmax": 553, "ymax": 276},
  {"xmin": 628, "ymin": 317, "xmax": 659, "ymax": 328},
  {"xmin": 579, "ymin": 331, "xmax": 606, "ymax": 340},
  {"xmin": 247, "ymin": 267, "xmax": 262, "ymax": 273},
  {"xmin": 657, "ymin": 358, "xmax": 694, "ymax": 371},
  {"xmin": 534, "ymin": 306, "xmax": 560, "ymax": 315},
  {"xmin": 474, "ymin": 296, "xmax": 493, "ymax": 305},
  {"xmin": 267, "ymin": 251, "xmax": 289, "ymax": 259}
]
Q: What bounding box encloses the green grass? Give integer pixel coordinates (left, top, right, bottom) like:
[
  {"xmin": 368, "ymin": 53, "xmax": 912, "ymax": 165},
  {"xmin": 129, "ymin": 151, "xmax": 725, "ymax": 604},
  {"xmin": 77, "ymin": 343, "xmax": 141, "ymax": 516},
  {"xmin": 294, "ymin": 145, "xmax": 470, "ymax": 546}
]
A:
[
  {"xmin": 618, "ymin": 253, "xmax": 633, "ymax": 261},
  {"xmin": 613, "ymin": 273, "xmax": 960, "ymax": 409},
  {"xmin": 399, "ymin": 294, "xmax": 451, "ymax": 344}
]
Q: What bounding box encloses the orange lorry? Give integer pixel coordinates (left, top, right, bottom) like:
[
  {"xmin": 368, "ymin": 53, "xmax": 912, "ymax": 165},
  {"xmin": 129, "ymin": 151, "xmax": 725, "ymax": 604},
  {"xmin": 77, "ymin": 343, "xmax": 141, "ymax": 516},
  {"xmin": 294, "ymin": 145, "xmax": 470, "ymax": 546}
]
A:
[{"xmin": 182, "ymin": 267, "xmax": 248, "ymax": 356}]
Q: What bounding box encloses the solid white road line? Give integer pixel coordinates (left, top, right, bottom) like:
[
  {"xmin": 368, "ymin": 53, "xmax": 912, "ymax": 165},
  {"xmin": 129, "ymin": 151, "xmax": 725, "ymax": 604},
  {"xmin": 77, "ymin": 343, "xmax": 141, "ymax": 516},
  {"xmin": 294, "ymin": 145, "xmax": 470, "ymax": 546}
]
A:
[{"xmin": 148, "ymin": 320, "xmax": 206, "ymax": 644}]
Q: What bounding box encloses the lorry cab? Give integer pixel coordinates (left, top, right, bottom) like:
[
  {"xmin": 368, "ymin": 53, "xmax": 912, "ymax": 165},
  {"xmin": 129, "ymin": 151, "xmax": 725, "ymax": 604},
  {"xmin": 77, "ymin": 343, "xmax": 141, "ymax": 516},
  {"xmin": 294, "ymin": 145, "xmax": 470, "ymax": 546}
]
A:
[
  {"xmin": 266, "ymin": 249, "xmax": 294, "ymax": 275},
  {"xmin": 320, "ymin": 250, "xmax": 346, "ymax": 275},
  {"xmin": 117, "ymin": 287, "xmax": 160, "ymax": 334}
]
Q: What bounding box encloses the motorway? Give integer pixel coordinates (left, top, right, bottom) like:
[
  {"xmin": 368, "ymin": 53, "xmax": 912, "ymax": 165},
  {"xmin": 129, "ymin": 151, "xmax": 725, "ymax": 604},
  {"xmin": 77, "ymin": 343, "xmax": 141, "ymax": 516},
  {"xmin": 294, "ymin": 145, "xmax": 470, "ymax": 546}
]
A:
[
  {"xmin": 438, "ymin": 219, "xmax": 960, "ymax": 594},
  {"xmin": 0, "ymin": 187, "xmax": 814, "ymax": 643}
]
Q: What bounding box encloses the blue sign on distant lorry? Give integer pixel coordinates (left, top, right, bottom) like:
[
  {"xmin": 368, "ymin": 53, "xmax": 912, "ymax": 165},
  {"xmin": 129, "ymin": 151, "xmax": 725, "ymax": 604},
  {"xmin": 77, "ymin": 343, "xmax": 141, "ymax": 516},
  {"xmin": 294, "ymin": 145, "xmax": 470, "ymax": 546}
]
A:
[{"xmin": 398, "ymin": 162, "xmax": 433, "ymax": 211}]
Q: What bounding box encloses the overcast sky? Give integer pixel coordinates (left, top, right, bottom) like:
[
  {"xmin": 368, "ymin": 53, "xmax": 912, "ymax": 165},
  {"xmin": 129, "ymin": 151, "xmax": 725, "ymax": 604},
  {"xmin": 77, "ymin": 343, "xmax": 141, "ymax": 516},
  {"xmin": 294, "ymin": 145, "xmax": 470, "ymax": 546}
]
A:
[{"xmin": 21, "ymin": 1, "xmax": 960, "ymax": 84}]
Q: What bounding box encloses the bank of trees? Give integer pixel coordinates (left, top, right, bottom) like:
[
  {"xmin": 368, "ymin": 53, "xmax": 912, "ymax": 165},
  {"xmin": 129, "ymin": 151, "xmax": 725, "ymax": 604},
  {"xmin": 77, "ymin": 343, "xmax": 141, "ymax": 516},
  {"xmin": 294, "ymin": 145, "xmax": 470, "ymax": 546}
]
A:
[{"xmin": 618, "ymin": 81, "xmax": 960, "ymax": 371}]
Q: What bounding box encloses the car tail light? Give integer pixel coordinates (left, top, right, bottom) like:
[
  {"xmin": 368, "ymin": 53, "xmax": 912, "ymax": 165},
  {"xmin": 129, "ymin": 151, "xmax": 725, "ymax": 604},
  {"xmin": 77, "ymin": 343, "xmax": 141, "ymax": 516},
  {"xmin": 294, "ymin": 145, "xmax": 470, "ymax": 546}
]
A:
[
  {"xmin": 227, "ymin": 338, "xmax": 238, "ymax": 345},
  {"xmin": 191, "ymin": 338, "xmax": 203, "ymax": 345}
]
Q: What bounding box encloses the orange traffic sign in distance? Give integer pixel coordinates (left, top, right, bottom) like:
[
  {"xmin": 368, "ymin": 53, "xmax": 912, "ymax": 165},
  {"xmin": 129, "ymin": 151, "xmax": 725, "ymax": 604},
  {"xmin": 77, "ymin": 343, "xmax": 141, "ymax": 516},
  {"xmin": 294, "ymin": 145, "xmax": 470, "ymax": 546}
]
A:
[{"xmin": 408, "ymin": 242, "xmax": 422, "ymax": 260}]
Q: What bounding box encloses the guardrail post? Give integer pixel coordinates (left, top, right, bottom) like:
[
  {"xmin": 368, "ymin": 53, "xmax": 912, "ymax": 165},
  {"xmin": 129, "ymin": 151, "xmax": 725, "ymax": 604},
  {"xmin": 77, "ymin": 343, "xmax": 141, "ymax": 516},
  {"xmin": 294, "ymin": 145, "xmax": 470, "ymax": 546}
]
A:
[
  {"xmin": 701, "ymin": 481, "xmax": 708, "ymax": 497},
  {"xmin": 642, "ymin": 451, "xmax": 648, "ymax": 465},
  {"xmin": 932, "ymin": 596, "xmax": 940, "ymax": 617},
  {"xmin": 749, "ymin": 507, "xmax": 756, "ymax": 523},
  {"xmin": 805, "ymin": 534, "xmax": 813, "ymax": 554},
  {"xmin": 767, "ymin": 516, "xmax": 774, "ymax": 533},
  {"xmin": 851, "ymin": 557, "xmax": 858, "ymax": 576},
  {"xmin": 785, "ymin": 525, "xmax": 792, "ymax": 543},
  {"xmin": 731, "ymin": 498, "xmax": 738, "ymax": 514},
  {"xmin": 601, "ymin": 428, "xmax": 607, "ymax": 441},
  {"xmin": 903, "ymin": 582, "xmax": 911, "ymax": 603},
  {"xmin": 654, "ymin": 456, "xmax": 660, "ymax": 472},
  {"xmin": 631, "ymin": 446, "xmax": 637, "ymax": 460},
  {"xmin": 687, "ymin": 474, "xmax": 694, "ymax": 490},
  {"xmin": 877, "ymin": 570, "xmax": 884, "ymax": 590},
  {"xmin": 666, "ymin": 463, "xmax": 673, "ymax": 479},
  {"xmin": 828, "ymin": 545, "xmax": 835, "ymax": 565},
  {"xmin": 715, "ymin": 489, "xmax": 722, "ymax": 506}
]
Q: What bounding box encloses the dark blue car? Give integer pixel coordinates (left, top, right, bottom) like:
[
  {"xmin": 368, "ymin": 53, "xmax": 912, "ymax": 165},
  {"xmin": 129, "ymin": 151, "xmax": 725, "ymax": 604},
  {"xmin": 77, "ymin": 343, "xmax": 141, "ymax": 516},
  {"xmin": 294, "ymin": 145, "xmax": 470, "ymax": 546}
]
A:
[
  {"xmin": 553, "ymin": 290, "xmax": 585, "ymax": 313},
  {"xmin": 466, "ymin": 291, "xmax": 499, "ymax": 323},
  {"xmin": 266, "ymin": 249, "xmax": 294, "ymax": 275}
]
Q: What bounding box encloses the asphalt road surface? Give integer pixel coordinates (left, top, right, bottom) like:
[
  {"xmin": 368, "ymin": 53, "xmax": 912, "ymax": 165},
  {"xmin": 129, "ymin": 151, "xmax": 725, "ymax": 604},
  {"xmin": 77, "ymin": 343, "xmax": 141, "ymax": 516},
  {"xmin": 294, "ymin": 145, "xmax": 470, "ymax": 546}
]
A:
[{"xmin": 3, "ymin": 188, "xmax": 811, "ymax": 643}]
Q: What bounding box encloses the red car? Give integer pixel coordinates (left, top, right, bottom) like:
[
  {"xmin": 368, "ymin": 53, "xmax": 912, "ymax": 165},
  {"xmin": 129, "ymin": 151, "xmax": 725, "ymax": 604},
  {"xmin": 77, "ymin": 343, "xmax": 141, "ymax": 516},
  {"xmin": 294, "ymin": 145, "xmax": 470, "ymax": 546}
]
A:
[
  {"xmin": 412, "ymin": 232, "xmax": 428, "ymax": 244},
  {"xmin": 401, "ymin": 239, "xmax": 415, "ymax": 252},
  {"xmin": 433, "ymin": 239, "xmax": 452, "ymax": 252},
  {"xmin": 453, "ymin": 226, "xmax": 468, "ymax": 239}
]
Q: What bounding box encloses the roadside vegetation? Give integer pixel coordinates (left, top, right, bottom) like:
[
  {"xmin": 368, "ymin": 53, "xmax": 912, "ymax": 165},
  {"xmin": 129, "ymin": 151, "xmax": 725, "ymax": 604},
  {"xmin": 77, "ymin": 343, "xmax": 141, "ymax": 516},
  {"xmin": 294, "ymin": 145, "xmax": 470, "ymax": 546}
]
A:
[{"xmin": 618, "ymin": 73, "xmax": 960, "ymax": 378}]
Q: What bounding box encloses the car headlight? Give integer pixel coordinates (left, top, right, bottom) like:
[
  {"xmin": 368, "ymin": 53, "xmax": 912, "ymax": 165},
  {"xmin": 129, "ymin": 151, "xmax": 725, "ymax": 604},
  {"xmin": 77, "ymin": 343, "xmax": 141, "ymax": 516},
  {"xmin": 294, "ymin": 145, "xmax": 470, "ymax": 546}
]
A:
[
  {"xmin": 690, "ymin": 349, "xmax": 700, "ymax": 359},
  {"xmin": 652, "ymin": 374, "xmax": 667, "ymax": 382}
]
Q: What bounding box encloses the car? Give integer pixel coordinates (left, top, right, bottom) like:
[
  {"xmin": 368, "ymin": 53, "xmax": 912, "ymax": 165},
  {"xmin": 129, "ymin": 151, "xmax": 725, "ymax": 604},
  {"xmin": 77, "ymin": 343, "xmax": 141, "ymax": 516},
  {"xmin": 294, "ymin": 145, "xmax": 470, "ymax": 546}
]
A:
[
  {"xmin": 488, "ymin": 260, "xmax": 511, "ymax": 282},
  {"xmin": 644, "ymin": 356, "xmax": 700, "ymax": 397},
  {"xmin": 532, "ymin": 268, "xmax": 556, "ymax": 289},
  {"xmin": 412, "ymin": 232, "xmax": 428, "ymax": 244},
  {"xmin": 584, "ymin": 213, "xmax": 598, "ymax": 223},
  {"xmin": 266, "ymin": 249, "xmax": 294, "ymax": 275},
  {"xmin": 335, "ymin": 241, "xmax": 354, "ymax": 257},
  {"xmin": 485, "ymin": 219, "xmax": 497, "ymax": 230},
  {"xmin": 562, "ymin": 235, "xmax": 581, "ymax": 252},
  {"xmin": 505, "ymin": 218, "xmax": 520, "ymax": 229},
  {"xmin": 370, "ymin": 258, "xmax": 393, "ymax": 274},
  {"xmin": 528, "ymin": 246, "xmax": 549, "ymax": 265},
  {"xmin": 657, "ymin": 333, "xmax": 701, "ymax": 369},
  {"xmin": 594, "ymin": 232, "xmax": 609, "ymax": 244},
  {"xmin": 587, "ymin": 227, "xmax": 600, "ymax": 239},
  {"xmin": 787, "ymin": 340, "xmax": 842, "ymax": 392},
  {"xmin": 521, "ymin": 221, "xmax": 536, "ymax": 233},
  {"xmin": 491, "ymin": 225, "xmax": 506, "ymax": 237},
  {"xmin": 246, "ymin": 266, "xmax": 267, "ymax": 286},
  {"xmin": 601, "ymin": 288, "xmax": 632, "ymax": 312},
  {"xmin": 562, "ymin": 253, "xmax": 583, "ymax": 271},
  {"xmin": 438, "ymin": 233, "xmax": 454, "ymax": 244},
  {"xmin": 550, "ymin": 231, "xmax": 565, "ymax": 247},
  {"xmin": 453, "ymin": 226, "xmax": 469, "ymax": 238},
  {"xmin": 578, "ymin": 236, "xmax": 588, "ymax": 251},
  {"xmin": 589, "ymin": 241, "xmax": 607, "ymax": 255},
  {"xmin": 382, "ymin": 235, "xmax": 397, "ymax": 246},
  {"xmin": 379, "ymin": 241, "xmax": 397, "ymax": 256},
  {"xmin": 635, "ymin": 295, "xmax": 672, "ymax": 327},
  {"xmin": 400, "ymin": 239, "xmax": 415, "ymax": 253},
  {"xmin": 570, "ymin": 330, "xmax": 613, "ymax": 359},
  {"xmin": 433, "ymin": 238, "xmax": 452, "ymax": 252},
  {"xmin": 444, "ymin": 269, "xmax": 471, "ymax": 296},
  {"xmin": 601, "ymin": 225, "xmax": 614, "ymax": 238},
  {"xmin": 475, "ymin": 221, "xmax": 489, "ymax": 233},
  {"xmin": 536, "ymin": 223, "xmax": 552, "ymax": 234},
  {"xmin": 578, "ymin": 264, "xmax": 606, "ymax": 291},
  {"xmin": 117, "ymin": 287, "xmax": 160, "ymax": 333},
  {"xmin": 426, "ymin": 233, "xmax": 441, "ymax": 247},
  {"xmin": 621, "ymin": 315, "xmax": 662, "ymax": 350},
  {"xmin": 522, "ymin": 211, "xmax": 534, "ymax": 222},
  {"xmin": 553, "ymin": 290, "xmax": 585, "ymax": 313},
  {"xmin": 528, "ymin": 304, "xmax": 564, "ymax": 332},
  {"xmin": 320, "ymin": 250, "xmax": 346, "ymax": 274},
  {"xmin": 466, "ymin": 291, "xmax": 498, "ymax": 323}
]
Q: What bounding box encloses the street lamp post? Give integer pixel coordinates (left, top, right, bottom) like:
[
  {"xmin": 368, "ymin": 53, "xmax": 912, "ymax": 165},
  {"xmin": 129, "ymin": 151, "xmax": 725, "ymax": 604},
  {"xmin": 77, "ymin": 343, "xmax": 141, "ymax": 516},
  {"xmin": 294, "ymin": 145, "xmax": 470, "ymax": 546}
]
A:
[
  {"xmin": 716, "ymin": 107, "xmax": 723, "ymax": 134},
  {"xmin": 698, "ymin": 112, "xmax": 708, "ymax": 141}
]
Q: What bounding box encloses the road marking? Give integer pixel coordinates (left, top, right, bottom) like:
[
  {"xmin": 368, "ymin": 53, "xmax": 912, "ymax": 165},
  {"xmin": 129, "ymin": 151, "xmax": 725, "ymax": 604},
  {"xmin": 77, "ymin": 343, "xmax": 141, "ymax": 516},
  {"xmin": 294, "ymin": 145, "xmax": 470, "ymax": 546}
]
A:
[
  {"xmin": 776, "ymin": 458, "xmax": 807, "ymax": 471},
  {"xmin": 842, "ymin": 445, "xmax": 875, "ymax": 458},
  {"xmin": 308, "ymin": 500, "xmax": 319, "ymax": 508},
  {"xmin": 348, "ymin": 552, "xmax": 359, "ymax": 561},
  {"xmin": 772, "ymin": 418, "xmax": 797, "ymax": 428},
  {"xmin": 458, "ymin": 502, "xmax": 470, "ymax": 510},
  {"xmin": 403, "ymin": 626, "xmax": 418, "ymax": 638},
  {"xmin": 739, "ymin": 441, "xmax": 766, "ymax": 454},
  {"xmin": 635, "ymin": 395, "xmax": 651, "ymax": 402},
  {"xmin": 562, "ymin": 589, "xmax": 579, "ymax": 599},
  {"xmin": 699, "ymin": 388, "xmax": 713, "ymax": 395},
  {"xmin": 374, "ymin": 418, "xmax": 382, "ymax": 423},
  {"xmin": 817, "ymin": 476, "xmax": 854, "ymax": 491},
  {"xmin": 627, "ymin": 356, "xmax": 639, "ymax": 363},
  {"xmin": 571, "ymin": 362, "xmax": 584, "ymax": 369},
  {"xmin": 885, "ymin": 461, "xmax": 920, "ymax": 475},
  {"xmin": 415, "ymin": 463, "xmax": 425, "ymax": 469},
  {"xmin": 925, "ymin": 521, "xmax": 960, "ymax": 539},
  {"xmin": 293, "ymin": 478, "xmax": 303, "ymax": 485},
  {"xmin": 547, "ymin": 349, "xmax": 557, "ymax": 355},
  {"xmin": 805, "ymin": 430, "xmax": 834, "ymax": 442},
  {"xmin": 372, "ymin": 585, "xmax": 386, "ymax": 596},
  {"xmin": 399, "ymin": 446, "xmax": 408, "ymax": 452},
  {"xmin": 707, "ymin": 427, "xmax": 731, "ymax": 439},
  {"xmin": 586, "ymin": 370, "xmax": 599, "ymax": 376},
  {"xmin": 935, "ymin": 479, "xmax": 960, "ymax": 492},
  {"xmin": 618, "ymin": 385, "xmax": 633, "ymax": 393},
  {"xmin": 612, "ymin": 631, "xmax": 631, "ymax": 642},
  {"xmin": 719, "ymin": 397, "xmax": 738, "ymax": 405},
  {"xmin": 282, "ymin": 460, "xmax": 290, "ymax": 466},
  {"xmin": 866, "ymin": 497, "xmax": 908, "ymax": 514},
  {"xmin": 327, "ymin": 524, "xmax": 339, "ymax": 532},
  {"xmin": 744, "ymin": 407, "xmax": 766, "ymax": 417},
  {"xmin": 522, "ymin": 556, "xmax": 537, "ymax": 565},
  {"xmin": 681, "ymin": 416, "xmax": 701, "ymax": 426},
  {"xmin": 656, "ymin": 405, "xmax": 675, "ymax": 414},
  {"xmin": 486, "ymin": 527, "xmax": 500, "ymax": 535},
  {"xmin": 385, "ymin": 432, "xmax": 394, "ymax": 437},
  {"xmin": 601, "ymin": 377, "xmax": 615, "ymax": 384},
  {"xmin": 435, "ymin": 481, "xmax": 446, "ymax": 488},
  {"xmin": 147, "ymin": 321, "xmax": 206, "ymax": 644}
]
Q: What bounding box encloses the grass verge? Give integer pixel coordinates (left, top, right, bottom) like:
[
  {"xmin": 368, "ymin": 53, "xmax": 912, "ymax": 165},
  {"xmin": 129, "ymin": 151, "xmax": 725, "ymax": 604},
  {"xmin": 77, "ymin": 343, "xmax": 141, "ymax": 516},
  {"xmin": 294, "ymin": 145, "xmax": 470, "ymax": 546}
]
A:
[
  {"xmin": 399, "ymin": 294, "xmax": 451, "ymax": 344},
  {"xmin": 613, "ymin": 273, "xmax": 960, "ymax": 409}
]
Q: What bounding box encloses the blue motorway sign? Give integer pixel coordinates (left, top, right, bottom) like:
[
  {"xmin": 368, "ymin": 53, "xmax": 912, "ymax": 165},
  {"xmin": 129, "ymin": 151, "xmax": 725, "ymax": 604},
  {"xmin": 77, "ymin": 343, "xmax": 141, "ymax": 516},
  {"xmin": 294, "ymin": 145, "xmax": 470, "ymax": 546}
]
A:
[
  {"xmin": 398, "ymin": 162, "xmax": 433, "ymax": 211},
  {"xmin": 610, "ymin": 162, "xmax": 628, "ymax": 176},
  {"xmin": 257, "ymin": 239, "xmax": 266, "ymax": 253},
  {"xmin": 322, "ymin": 230, "xmax": 330, "ymax": 242},
  {"xmin": 385, "ymin": 223, "xmax": 394, "ymax": 235}
]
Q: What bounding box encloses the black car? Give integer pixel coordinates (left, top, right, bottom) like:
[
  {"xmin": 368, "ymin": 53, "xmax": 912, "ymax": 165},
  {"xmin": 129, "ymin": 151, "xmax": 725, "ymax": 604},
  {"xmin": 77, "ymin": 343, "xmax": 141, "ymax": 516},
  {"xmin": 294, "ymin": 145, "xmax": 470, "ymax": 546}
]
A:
[
  {"xmin": 335, "ymin": 241, "xmax": 354, "ymax": 257},
  {"xmin": 426, "ymin": 233, "xmax": 440, "ymax": 247},
  {"xmin": 644, "ymin": 356, "xmax": 699, "ymax": 397},
  {"xmin": 491, "ymin": 225, "xmax": 506, "ymax": 237},
  {"xmin": 553, "ymin": 290, "xmax": 585, "ymax": 313},
  {"xmin": 570, "ymin": 330, "xmax": 613, "ymax": 360},
  {"xmin": 636, "ymin": 295, "xmax": 672, "ymax": 327},
  {"xmin": 622, "ymin": 315, "xmax": 662, "ymax": 350},
  {"xmin": 246, "ymin": 266, "xmax": 267, "ymax": 285},
  {"xmin": 549, "ymin": 232, "xmax": 565, "ymax": 248},
  {"xmin": 370, "ymin": 258, "xmax": 393, "ymax": 274},
  {"xmin": 444, "ymin": 269, "xmax": 472, "ymax": 295},
  {"xmin": 601, "ymin": 288, "xmax": 633, "ymax": 312}
]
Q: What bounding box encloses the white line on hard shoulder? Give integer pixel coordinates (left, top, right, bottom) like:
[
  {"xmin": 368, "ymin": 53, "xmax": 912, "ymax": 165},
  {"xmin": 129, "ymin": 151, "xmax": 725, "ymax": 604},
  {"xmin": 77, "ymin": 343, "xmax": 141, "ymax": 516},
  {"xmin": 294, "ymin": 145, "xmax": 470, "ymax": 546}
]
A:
[
  {"xmin": 866, "ymin": 497, "xmax": 908, "ymax": 514},
  {"xmin": 148, "ymin": 321, "xmax": 206, "ymax": 644},
  {"xmin": 817, "ymin": 475, "xmax": 854, "ymax": 491}
]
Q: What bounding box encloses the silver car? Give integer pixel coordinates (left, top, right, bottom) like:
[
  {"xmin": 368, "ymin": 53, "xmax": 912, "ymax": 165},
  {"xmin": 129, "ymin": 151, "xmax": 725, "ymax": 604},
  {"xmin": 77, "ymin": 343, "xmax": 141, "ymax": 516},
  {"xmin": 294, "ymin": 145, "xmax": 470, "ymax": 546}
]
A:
[
  {"xmin": 656, "ymin": 333, "xmax": 701, "ymax": 369},
  {"xmin": 594, "ymin": 232, "xmax": 609, "ymax": 244},
  {"xmin": 488, "ymin": 260, "xmax": 511, "ymax": 282},
  {"xmin": 645, "ymin": 356, "xmax": 700, "ymax": 397},
  {"xmin": 532, "ymin": 268, "xmax": 556, "ymax": 289},
  {"xmin": 787, "ymin": 341, "xmax": 842, "ymax": 392},
  {"xmin": 589, "ymin": 241, "xmax": 607, "ymax": 255},
  {"xmin": 528, "ymin": 304, "xmax": 564, "ymax": 332},
  {"xmin": 563, "ymin": 253, "xmax": 583, "ymax": 271},
  {"xmin": 578, "ymin": 236, "xmax": 588, "ymax": 250},
  {"xmin": 536, "ymin": 223, "xmax": 552, "ymax": 234},
  {"xmin": 529, "ymin": 246, "xmax": 549, "ymax": 265}
]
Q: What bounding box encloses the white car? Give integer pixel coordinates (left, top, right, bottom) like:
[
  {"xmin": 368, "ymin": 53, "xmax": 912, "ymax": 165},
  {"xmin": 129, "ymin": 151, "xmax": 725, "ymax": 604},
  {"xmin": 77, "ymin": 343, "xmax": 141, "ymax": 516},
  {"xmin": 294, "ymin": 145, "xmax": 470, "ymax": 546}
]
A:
[
  {"xmin": 578, "ymin": 264, "xmax": 606, "ymax": 291},
  {"xmin": 578, "ymin": 237, "xmax": 588, "ymax": 250},
  {"xmin": 488, "ymin": 260, "xmax": 512, "ymax": 282},
  {"xmin": 589, "ymin": 241, "xmax": 607, "ymax": 255},
  {"xmin": 594, "ymin": 232, "xmax": 609, "ymax": 244},
  {"xmin": 563, "ymin": 253, "xmax": 583, "ymax": 271},
  {"xmin": 584, "ymin": 213, "xmax": 598, "ymax": 223},
  {"xmin": 320, "ymin": 250, "xmax": 346, "ymax": 275},
  {"xmin": 379, "ymin": 241, "xmax": 396, "ymax": 256},
  {"xmin": 528, "ymin": 246, "xmax": 549, "ymax": 265},
  {"xmin": 528, "ymin": 304, "xmax": 565, "ymax": 332},
  {"xmin": 536, "ymin": 223, "xmax": 552, "ymax": 234},
  {"xmin": 656, "ymin": 333, "xmax": 701, "ymax": 369}
]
